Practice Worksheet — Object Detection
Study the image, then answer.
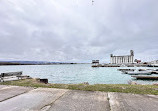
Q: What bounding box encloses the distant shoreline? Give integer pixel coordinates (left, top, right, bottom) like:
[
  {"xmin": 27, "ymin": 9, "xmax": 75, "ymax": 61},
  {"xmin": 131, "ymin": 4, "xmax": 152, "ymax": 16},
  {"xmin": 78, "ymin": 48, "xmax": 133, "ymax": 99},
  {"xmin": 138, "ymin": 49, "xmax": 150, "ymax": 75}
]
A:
[{"xmin": 0, "ymin": 62, "xmax": 89, "ymax": 66}]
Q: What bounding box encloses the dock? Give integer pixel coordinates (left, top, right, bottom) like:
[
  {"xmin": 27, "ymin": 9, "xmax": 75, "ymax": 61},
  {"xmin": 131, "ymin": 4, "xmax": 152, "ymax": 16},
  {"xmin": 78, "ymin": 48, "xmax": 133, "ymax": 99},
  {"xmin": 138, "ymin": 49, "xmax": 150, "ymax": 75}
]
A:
[
  {"xmin": 92, "ymin": 64, "xmax": 120, "ymax": 67},
  {"xmin": 152, "ymin": 71, "xmax": 158, "ymax": 74},
  {"xmin": 118, "ymin": 69, "xmax": 135, "ymax": 71},
  {"xmin": 91, "ymin": 64, "xmax": 150, "ymax": 67},
  {"xmin": 132, "ymin": 75, "xmax": 158, "ymax": 80}
]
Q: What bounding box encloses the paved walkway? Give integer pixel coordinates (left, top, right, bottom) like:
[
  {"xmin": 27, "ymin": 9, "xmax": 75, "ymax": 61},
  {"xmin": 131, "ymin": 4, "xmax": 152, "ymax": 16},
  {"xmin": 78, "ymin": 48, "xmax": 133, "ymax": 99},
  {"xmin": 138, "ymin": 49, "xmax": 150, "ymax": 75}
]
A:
[{"xmin": 0, "ymin": 85, "xmax": 158, "ymax": 111}]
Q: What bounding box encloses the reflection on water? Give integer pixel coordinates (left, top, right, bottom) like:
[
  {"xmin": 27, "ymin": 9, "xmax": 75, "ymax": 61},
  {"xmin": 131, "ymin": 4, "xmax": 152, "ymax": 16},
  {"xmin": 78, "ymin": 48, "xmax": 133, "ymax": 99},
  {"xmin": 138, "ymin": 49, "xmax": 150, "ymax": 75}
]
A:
[{"xmin": 0, "ymin": 64, "xmax": 157, "ymax": 84}]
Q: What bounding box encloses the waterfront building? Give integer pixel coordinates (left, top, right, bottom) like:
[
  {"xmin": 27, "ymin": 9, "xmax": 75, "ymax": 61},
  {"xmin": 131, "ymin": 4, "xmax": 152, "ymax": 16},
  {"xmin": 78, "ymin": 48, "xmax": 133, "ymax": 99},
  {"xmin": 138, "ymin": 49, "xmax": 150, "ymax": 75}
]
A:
[
  {"xmin": 110, "ymin": 50, "xmax": 134, "ymax": 64},
  {"xmin": 92, "ymin": 60, "xmax": 99, "ymax": 64}
]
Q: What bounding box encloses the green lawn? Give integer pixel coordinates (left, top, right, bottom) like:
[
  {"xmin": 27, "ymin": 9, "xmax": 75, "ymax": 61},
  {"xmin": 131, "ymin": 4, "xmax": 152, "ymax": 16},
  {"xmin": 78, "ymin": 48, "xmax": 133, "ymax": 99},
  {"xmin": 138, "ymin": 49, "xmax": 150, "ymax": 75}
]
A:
[{"xmin": 0, "ymin": 79, "xmax": 158, "ymax": 95}]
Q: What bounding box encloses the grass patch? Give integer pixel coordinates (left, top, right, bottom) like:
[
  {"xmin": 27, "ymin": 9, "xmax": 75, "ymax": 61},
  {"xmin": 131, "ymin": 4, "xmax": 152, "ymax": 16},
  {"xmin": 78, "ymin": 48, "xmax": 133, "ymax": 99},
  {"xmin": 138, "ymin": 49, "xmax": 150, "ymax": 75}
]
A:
[{"xmin": 0, "ymin": 79, "xmax": 158, "ymax": 95}]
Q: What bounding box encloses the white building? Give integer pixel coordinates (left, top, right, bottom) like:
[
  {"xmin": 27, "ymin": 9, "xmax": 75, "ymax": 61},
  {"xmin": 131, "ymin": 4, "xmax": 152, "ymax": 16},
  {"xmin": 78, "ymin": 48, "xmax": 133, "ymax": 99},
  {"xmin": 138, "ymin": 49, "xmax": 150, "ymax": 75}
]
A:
[{"xmin": 110, "ymin": 50, "xmax": 134, "ymax": 64}]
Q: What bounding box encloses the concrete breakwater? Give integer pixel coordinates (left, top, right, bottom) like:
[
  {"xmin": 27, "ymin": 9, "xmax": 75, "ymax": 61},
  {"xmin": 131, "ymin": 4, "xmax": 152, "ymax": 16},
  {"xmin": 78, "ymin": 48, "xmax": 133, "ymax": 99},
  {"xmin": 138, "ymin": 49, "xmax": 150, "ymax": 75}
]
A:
[{"xmin": 92, "ymin": 63, "xmax": 150, "ymax": 67}]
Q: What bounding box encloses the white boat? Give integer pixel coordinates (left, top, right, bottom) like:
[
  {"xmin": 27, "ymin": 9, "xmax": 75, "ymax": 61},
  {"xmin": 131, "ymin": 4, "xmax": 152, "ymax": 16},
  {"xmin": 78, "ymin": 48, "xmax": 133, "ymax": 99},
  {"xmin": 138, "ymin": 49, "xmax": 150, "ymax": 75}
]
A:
[
  {"xmin": 151, "ymin": 69, "xmax": 158, "ymax": 74},
  {"xmin": 148, "ymin": 64, "xmax": 158, "ymax": 67},
  {"xmin": 125, "ymin": 70, "xmax": 152, "ymax": 75}
]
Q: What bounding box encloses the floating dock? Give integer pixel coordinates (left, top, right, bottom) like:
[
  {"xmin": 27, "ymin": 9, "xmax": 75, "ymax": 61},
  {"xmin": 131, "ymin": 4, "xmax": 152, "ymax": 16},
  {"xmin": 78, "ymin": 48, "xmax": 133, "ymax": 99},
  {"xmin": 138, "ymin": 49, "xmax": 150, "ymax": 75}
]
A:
[
  {"xmin": 132, "ymin": 75, "xmax": 158, "ymax": 80},
  {"xmin": 152, "ymin": 71, "xmax": 158, "ymax": 74},
  {"xmin": 92, "ymin": 64, "xmax": 120, "ymax": 67},
  {"xmin": 118, "ymin": 69, "xmax": 135, "ymax": 71}
]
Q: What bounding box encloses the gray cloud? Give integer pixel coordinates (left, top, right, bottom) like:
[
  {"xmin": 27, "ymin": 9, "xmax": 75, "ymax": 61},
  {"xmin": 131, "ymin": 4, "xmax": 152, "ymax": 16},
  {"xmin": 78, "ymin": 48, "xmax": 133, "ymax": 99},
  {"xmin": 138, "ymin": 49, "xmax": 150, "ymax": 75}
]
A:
[{"xmin": 0, "ymin": 0, "xmax": 157, "ymax": 63}]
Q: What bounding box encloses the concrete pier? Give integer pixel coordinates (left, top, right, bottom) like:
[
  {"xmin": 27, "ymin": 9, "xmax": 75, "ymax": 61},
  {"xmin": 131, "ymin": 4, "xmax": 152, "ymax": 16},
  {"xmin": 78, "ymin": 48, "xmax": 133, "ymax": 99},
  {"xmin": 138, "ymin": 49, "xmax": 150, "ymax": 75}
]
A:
[{"xmin": 0, "ymin": 85, "xmax": 158, "ymax": 111}]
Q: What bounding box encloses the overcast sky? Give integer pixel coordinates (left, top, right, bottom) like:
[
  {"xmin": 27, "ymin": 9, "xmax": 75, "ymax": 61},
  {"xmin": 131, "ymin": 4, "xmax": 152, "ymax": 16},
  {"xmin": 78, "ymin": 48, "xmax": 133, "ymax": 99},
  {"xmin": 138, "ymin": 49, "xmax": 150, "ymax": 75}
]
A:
[{"xmin": 0, "ymin": 0, "xmax": 157, "ymax": 63}]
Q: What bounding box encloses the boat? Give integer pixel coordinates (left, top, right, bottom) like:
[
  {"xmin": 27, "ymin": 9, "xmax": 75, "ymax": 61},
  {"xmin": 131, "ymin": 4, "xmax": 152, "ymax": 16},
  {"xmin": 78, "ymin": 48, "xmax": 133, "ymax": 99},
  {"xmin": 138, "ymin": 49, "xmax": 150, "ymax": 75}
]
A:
[
  {"xmin": 148, "ymin": 64, "xmax": 158, "ymax": 67},
  {"xmin": 120, "ymin": 64, "xmax": 127, "ymax": 67},
  {"xmin": 125, "ymin": 70, "xmax": 152, "ymax": 75},
  {"xmin": 151, "ymin": 69, "xmax": 158, "ymax": 74},
  {"xmin": 118, "ymin": 69, "xmax": 135, "ymax": 72}
]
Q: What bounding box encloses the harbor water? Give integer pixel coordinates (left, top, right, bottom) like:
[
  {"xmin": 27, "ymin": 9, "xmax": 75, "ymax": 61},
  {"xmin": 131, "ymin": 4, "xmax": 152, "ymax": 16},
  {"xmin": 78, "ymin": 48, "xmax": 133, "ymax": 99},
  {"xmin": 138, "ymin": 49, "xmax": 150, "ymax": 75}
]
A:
[{"xmin": 0, "ymin": 64, "xmax": 157, "ymax": 84}]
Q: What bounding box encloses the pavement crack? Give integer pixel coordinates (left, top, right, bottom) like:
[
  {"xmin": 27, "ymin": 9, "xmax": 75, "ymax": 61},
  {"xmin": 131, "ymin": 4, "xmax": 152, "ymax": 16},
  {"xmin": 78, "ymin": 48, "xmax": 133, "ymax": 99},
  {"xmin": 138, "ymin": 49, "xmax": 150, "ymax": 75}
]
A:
[
  {"xmin": 107, "ymin": 93, "xmax": 112, "ymax": 111},
  {"xmin": 40, "ymin": 90, "xmax": 68, "ymax": 111},
  {"xmin": 0, "ymin": 89, "xmax": 32, "ymax": 102}
]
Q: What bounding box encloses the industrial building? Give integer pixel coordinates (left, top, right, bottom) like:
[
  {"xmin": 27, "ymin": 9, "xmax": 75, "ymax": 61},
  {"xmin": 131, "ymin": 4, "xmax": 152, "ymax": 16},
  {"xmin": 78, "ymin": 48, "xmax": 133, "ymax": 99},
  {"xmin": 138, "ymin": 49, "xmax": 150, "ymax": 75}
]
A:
[{"xmin": 110, "ymin": 50, "xmax": 134, "ymax": 64}]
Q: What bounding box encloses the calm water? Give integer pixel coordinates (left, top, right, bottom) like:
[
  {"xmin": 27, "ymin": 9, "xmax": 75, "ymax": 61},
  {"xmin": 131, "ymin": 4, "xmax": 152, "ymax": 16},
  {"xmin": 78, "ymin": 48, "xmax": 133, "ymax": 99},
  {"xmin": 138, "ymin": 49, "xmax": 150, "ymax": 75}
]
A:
[{"xmin": 0, "ymin": 64, "xmax": 157, "ymax": 84}]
